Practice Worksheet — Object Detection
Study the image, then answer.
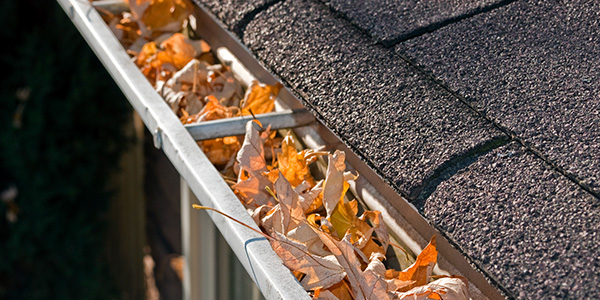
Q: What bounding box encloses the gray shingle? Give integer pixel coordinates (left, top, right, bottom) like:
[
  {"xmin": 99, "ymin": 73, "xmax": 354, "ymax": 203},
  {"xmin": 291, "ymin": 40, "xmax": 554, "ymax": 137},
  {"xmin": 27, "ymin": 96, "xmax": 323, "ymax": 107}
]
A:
[
  {"xmin": 425, "ymin": 142, "xmax": 600, "ymax": 299},
  {"xmin": 193, "ymin": 0, "xmax": 280, "ymax": 31},
  {"xmin": 397, "ymin": 0, "xmax": 600, "ymax": 195},
  {"xmin": 243, "ymin": 0, "xmax": 505, "ymax": 200},
  {"xmin": 320, "ymin": 0, "xmax": 510, "ymax": 45}
]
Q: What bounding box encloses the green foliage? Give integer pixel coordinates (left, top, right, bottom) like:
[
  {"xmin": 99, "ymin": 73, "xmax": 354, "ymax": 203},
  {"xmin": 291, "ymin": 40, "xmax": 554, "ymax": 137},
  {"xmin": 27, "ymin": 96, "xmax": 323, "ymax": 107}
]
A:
[{"xmin": 0, "ymin": 0, "xmax": 131, "ymax": 299}]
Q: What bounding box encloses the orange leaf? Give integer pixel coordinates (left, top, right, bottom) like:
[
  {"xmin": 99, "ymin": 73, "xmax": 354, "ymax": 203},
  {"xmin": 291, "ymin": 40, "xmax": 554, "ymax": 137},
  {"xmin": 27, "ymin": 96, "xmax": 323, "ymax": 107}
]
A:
[
  {"xmin": 157, "ymin": 33, "xmax": 197, "ymax": 69},
  {"xmin": 127, "ymin": 0, "xmax": 193, "ymax": 35},
  {"xmin": 277, "ymin": 132, "xmax": 327, "ymax": 188},
  {"xmin": 322, "ymin": 281, "xmax": 353, "ymax": 300},
  {"xmin": 199, "ymin": 136, "xmax": 240, "ymax": 166},
  {"xmin": 141, "ymin": 0, "xmax": 193, "ymax": 32},
  {"xmin": 240, "ymin": 81, "xmax": 282, "ymax": 116},
  {"xmin": 387, "ymin": 236, "xmax": 438, "ymax": 292}
]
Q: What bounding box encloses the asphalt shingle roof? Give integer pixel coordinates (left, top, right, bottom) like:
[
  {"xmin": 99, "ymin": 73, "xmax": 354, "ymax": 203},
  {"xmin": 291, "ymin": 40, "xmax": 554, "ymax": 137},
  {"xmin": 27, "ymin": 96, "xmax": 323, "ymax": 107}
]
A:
[
  {"xmin": 397, "ymin": 0, "xmax": 600, "ymax": 195},
  {"xmin": 425, "ymin": 142, "xmax": 600, "ymax": 299},
  {"xmin": 320, "ymin": 0, "xmax": 511, "ymax": 45},
  {"xmin": 194, "ymin": 0, "xmax": 600, "ymax": 298}
]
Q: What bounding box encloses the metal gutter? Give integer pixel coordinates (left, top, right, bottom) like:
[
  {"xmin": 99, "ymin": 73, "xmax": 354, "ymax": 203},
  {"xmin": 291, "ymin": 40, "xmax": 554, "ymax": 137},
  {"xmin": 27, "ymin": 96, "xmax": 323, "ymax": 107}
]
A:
[
  {"xmin": 185, "ymin": 109, "xmax": 315, "ymax": 141},
  {"xmin": 56, "ymin": 0, "xmax": 310, "ymax": 299}
]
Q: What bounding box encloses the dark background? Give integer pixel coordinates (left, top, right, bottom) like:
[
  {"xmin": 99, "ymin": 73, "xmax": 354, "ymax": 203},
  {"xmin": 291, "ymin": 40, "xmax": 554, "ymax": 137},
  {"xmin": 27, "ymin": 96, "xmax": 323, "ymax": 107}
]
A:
[{"xmin": 0, "ymin": 0, "xmax": 133, "ymax": 298}]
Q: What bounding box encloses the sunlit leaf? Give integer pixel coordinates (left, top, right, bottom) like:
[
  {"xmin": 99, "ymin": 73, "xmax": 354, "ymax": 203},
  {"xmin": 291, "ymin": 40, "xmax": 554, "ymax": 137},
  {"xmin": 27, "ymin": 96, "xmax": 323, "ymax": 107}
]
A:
[
  {"xmin": 386, "ymin": 236, "xmax": 437, "ymax": 292},
  {"xmin": 240, "ymin": 81, "xmax": 282, "ymax": 116},
  {"xmin": 312, "ymin": 229, "xmax": 391, "ymax": 300},
  {"xmin": 233, "ymin": 120, "xmax": 275, "ymax": 207},
  {"xmin": 157, "ymin": 33, "xmax": 197, "ymax": 69},
  {"xmin": 277, "ymin": 132, "xmax": 327, "ymax": 188},
  {"xmin": 271, "ymin": 232, "xmax": 346, "ymax": 290},
  {"xmin": 392, "ymin": 276, "xmax": 471, "ymax": 300}
]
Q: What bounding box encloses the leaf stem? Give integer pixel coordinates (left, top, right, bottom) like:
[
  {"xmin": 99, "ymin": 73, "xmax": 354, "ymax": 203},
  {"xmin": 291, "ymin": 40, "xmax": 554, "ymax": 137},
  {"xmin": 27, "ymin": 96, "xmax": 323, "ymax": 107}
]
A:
[{"xmin": 192, "ymin": 204, "xmax": 274, "ymax": 240}]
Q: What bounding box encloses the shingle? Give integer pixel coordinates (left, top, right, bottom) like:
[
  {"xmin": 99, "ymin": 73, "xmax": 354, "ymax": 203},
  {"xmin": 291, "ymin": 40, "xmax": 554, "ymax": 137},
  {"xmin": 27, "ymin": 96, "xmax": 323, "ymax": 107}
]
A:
[
  {"xmin": 193, "ymin": 0, "xmax": 279, "ymax": 31},
  {"xmin": 243, "ymin": 0, "xmax": 505, "ymax": 200},
  {"xmin": 397, "ymin": 0, "xmax": 600, "ymax": 195},
  {"xmin": 425, "ymin": 143, "xmax": 600, "ymax": 299},
  {"xmin": 320, "ymin": 0, "xmax": 510, "ymax": 45}
]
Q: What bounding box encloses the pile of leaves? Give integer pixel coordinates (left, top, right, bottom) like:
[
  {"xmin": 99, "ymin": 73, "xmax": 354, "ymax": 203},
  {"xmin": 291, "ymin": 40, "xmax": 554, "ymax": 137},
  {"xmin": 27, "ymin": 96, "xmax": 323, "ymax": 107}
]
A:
[
  {"xmin": 97, "ymin": 1, "xmax": 472, "ymax": 299},
  {"xmin": 209, "ymin": 120, "xmax": 471, "ymax": 299},
  {"xmin": 101, "ymin": 0, "xmax": 282, "ymax": 166}
]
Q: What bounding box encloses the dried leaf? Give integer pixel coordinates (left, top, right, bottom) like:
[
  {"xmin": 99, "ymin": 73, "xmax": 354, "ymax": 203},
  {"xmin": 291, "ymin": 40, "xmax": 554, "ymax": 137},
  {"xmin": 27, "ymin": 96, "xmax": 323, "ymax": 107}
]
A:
[
  {"xmin": 323, "ymin": 281, "xmax": 354, "ymax": 300},
  {"xmin": 127, "ymin": 0, "xmax": 193, "ymax": 36},
  {"xmin": 277, "ymin": 132, "xmax": 327, "ymax": 188},
  {"xmin": 108, "ymin": 12, "xmax": 140, "ymax": 47},
  {"xmin": 392, "ymin": 277, "xmax": 471, "ymax": 300},
  {"xmin": 296, "ymin": 180, "xmax": 323, "ymax": 213},
  {"xmin": 322, "ymin": 151, "xmax": 358, "ymax": 218},
  {"xmin": 240, "ymin": 81, "xmax": 282, "ymax": 116},
  {"xmin": 386, "ymin": 236, "xmax": 437, "ymax": 292},
  {"xmin": 267, "ymin": 173, "xmax": 305, "ymax": 235},
  {"xmin": 157, "ymin": 33, "xmax": 197, "ymax": 69},
  {"xmin": 312, "ymin": 229, "xmax": 391, "ymax": 300},
  {"xmin": 191, "ymin": 95, "xmax": 237, "ymax": 122},
  {"xmin": 233, "ymin": 120, "xmax": 275, "ymax": 207},
  {"xmin": 200, "ymin": 136, "xmax": 241, "ymax": 166},
  {"xmin": 157, "ymin": 59, "xmax": 208, "ymax": 114},
  {"xmin": 270, "ymin": 232, "xmax": 346, "ymax": 291}
]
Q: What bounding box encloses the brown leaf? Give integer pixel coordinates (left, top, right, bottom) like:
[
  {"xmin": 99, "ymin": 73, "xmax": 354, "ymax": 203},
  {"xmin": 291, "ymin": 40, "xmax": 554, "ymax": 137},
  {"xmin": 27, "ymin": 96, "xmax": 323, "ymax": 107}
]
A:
[
  {"xmin": 233, "ymin": 120, "xmax": 275, "ymax": 207},
  {"xmin": 270, "ymin": 232, "xmax": 346, "ymax": 291},
  {"xmin": 392, "ymin": 276, "xmax": 471, "ymax": 300},
  {"xmin": 295, "ymin": 180, "xmax": 324, "ymax": 213},
  {"xmin": 321, "ymin": 281, "xmax": 354, "ymax": 300},
  {"xmin": 312, "ymin": 228, "xmax": 391, "ymax": 300},
  {"xmin": 157, "ymin": 59, "xmax": 208, "ymax": 114},
  {"xmin": 322, "ymin": 151, "xmax": 358, "ymax": 218},
  {"xmin": 267, "ymin": 173, "xmax": 305, "ymax": 235},
  {"xmin": 108, "ymin": 12, "xmax": 141, "ymax": 47}
]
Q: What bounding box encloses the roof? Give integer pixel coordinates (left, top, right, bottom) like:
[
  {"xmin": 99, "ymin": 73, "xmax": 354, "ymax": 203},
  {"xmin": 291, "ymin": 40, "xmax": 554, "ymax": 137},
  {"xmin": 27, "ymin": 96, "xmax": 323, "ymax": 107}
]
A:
[{"xmin": 193, "ymin": 0, "xmax": 600, "ymax": 298}]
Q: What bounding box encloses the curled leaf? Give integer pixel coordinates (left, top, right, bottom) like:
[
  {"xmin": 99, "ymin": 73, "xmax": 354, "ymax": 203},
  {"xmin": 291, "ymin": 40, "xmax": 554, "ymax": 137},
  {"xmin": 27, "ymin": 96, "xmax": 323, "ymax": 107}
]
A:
[{"xmin": 233, "ymin": 121, "xmax": 275, "ymax": 207}]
